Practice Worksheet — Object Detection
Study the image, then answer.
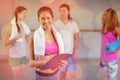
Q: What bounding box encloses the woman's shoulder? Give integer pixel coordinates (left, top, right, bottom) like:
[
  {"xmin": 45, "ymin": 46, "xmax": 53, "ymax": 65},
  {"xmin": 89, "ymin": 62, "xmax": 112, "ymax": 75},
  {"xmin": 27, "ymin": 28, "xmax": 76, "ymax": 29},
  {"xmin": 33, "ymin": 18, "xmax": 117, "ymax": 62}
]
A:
[
  {"xmin": 102, "ymin": 32, "xmax": 112, "ymax": 36},
  {"xmin": 70, "ymin": 20, "xmax": 77, "ymax": 25},
  {"xmin": 33, "ymin": 27, "xmax": 41, "ymax": 34},
  {"xmin": 33, "ymin": 27, "xmax": 44, "ymax": 38},
  {"xmin": 102, "ymin": 32, "xmax": 116, "ymax": 40},
  {"xmin": 5, "ymin": 23, "xmax": 12, "ymax": 31},
  {"xmin": 7, "ymin": 22, "xmax": 12, "ymax": 27}
]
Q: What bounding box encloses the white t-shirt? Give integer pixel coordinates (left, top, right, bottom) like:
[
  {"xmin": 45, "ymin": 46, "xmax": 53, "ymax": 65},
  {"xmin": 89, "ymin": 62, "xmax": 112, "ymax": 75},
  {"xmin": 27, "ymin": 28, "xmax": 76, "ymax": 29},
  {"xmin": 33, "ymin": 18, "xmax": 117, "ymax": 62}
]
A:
[{"xmin": 53, "ymin": 19, "xmax": 79, "ymax": 54}]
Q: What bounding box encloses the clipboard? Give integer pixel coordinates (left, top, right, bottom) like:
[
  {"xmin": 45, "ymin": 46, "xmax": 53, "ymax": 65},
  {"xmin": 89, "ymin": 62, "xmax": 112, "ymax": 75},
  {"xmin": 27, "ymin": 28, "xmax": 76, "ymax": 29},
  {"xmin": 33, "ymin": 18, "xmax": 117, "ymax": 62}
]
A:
[{"xmin": 41, "ymin": 54, "xmax": 72, "ymax": 69}]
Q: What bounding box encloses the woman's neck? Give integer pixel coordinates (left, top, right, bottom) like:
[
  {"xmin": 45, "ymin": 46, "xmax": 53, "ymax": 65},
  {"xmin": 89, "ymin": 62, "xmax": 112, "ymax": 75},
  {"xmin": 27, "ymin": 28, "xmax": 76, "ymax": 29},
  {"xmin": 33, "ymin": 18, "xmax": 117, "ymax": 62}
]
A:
[
  {"xmin": 44, "ymin": 27, "xmax": 52, "ymax": 33},
  {"xmin": 60, "ymin": 17, "xmax": 69, "ymax": 24},
  {"xmin": 17, "ymin": 19, "xmax": 22, "ymax": 25}
]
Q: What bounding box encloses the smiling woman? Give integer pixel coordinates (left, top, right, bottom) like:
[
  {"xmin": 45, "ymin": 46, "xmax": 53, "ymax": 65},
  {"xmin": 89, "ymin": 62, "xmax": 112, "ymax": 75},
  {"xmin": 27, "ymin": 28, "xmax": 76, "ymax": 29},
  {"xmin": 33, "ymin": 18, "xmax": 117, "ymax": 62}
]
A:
[{"xmin": 28, "ymin": 6, "xmax": 67, "ymax": 80}]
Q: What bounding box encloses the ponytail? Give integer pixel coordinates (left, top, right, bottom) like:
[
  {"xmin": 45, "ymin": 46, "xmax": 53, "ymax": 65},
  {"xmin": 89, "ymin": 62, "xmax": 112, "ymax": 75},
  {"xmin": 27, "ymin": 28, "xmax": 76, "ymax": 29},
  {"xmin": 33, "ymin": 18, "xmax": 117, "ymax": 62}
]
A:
[{"xmin": 14, "ymin": 6, "xmax": 27, "ymax": 32}]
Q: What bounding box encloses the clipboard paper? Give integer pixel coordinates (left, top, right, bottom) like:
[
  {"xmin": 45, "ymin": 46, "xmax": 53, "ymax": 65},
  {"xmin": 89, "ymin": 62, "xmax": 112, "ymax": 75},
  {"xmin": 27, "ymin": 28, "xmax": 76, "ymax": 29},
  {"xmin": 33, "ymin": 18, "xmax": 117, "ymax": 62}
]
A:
[{"xmin": 41, "ymin": 54, "xmax": 72, "ymax": 69}]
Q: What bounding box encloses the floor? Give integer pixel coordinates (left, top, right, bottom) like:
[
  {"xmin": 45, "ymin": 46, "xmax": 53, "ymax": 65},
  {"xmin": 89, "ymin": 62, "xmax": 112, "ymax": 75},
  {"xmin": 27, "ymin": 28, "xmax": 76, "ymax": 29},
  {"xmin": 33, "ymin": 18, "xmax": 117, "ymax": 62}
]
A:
[{"xmin": 0, "ymin": 58, "xmax": 120, "ymax": 80}]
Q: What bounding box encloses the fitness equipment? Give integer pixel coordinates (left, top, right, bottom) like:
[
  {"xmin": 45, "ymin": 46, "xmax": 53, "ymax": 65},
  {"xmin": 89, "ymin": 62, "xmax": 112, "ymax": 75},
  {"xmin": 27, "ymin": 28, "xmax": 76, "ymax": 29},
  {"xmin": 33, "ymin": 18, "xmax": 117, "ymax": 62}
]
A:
[{"xmin": 104, "ymin": 40, "xmax": 120, "ymax": 53}]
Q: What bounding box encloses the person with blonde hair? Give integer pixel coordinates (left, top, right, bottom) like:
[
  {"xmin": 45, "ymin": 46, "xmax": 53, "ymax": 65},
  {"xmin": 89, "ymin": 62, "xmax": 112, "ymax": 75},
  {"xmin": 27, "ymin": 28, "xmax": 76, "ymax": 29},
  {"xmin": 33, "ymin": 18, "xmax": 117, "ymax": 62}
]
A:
[{"xmin": 100, "ymin": 8, "xmax": 120, "ymax": 80}]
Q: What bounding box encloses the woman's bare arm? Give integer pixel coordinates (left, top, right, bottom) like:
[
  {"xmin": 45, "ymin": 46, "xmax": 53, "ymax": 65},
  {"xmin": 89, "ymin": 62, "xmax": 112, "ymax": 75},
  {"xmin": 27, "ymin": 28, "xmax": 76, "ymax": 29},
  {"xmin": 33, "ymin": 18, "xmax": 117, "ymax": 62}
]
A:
[
  {"xmin": 73, "ymin": 32, "xmax": 79, "ymax": 55},
  {"xmin": 3, "ymin": 23, "xmax": 20, "ymax": 46},
  {"xmin": 72, "ymin": 32, "xmax": 79, "ymax": 61}
]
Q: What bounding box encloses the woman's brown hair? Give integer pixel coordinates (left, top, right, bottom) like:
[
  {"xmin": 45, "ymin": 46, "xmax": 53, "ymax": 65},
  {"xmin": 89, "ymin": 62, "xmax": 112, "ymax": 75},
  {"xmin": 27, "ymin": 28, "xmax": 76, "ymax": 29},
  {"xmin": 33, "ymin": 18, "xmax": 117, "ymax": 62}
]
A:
[
  {"xmin": 14, "ymin": 6, "xmax": 27, "ymax": 32},
  {"xmin": 37, "ymin": 6, "xmax": 53, "ymax": 20}
]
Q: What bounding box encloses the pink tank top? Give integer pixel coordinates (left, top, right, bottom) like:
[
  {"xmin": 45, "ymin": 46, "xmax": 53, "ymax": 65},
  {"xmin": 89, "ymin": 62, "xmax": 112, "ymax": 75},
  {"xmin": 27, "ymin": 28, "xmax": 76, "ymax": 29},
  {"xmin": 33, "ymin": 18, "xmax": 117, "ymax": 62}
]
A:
[
  {"xmin": 45, "ymin": 42, "xmax": 59, "ymax": 55},
  {"xmin": 101, "ymin": 32, "xmax": 119, "ymax": 62}
]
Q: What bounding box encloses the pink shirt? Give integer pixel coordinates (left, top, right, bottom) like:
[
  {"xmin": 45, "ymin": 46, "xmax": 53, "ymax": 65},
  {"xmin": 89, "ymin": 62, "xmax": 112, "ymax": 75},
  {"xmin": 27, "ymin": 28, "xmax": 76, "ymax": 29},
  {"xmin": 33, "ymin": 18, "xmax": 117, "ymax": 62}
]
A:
[
  {"xmin": 101, "ymin": 32, "xmax": 119, "ymax": 62},
  {"xmin": 45, "ymin": 42, "xmax": 59, "ymax": 55}
]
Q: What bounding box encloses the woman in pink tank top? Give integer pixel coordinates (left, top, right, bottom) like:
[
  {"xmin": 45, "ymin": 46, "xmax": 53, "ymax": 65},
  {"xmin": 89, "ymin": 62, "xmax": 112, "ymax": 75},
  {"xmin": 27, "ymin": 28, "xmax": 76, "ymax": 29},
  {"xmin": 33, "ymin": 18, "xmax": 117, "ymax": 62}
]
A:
[
  {"xmin": 45, "ymin": 42, "xmax": 59, "ymax": 55},
  {"xmin": 100, "ymin": 8, "xmax": 120, "ymax": 80},
  {"xmin": 28, "ymin": 7, "xmax": 67, "ymax": 80}
]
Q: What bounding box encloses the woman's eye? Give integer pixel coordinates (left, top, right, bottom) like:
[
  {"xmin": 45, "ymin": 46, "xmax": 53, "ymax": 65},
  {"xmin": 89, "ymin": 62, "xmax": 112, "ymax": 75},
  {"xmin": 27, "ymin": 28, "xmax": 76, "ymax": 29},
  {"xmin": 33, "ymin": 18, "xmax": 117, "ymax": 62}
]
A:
[
  {"xmin": 41, "ymin": 17, "xmax": 45, "ymax": 20},
  {"xmin": 47, "ymin": 17, "xmax": 50, "ymax": 19}
]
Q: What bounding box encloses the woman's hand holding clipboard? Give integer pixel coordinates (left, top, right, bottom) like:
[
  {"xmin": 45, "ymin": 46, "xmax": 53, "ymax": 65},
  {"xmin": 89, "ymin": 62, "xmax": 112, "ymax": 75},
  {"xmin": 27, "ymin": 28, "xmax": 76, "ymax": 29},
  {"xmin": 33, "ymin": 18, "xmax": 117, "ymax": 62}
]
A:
[{"xmin": 41, "ymin": 54, "xmax": 71, "ymax": 69}]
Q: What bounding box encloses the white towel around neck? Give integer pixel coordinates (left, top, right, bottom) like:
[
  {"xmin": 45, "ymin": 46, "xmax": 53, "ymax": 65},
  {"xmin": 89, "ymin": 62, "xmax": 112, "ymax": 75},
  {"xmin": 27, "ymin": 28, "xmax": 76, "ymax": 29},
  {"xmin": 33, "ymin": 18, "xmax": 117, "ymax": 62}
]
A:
[
  {"xmin": 9, "ymin": 18, "xmax": 31, "ymax": 42},
  {"xmin": 33, "ymin": 25, "xmax": 64, "ymax": 56}
]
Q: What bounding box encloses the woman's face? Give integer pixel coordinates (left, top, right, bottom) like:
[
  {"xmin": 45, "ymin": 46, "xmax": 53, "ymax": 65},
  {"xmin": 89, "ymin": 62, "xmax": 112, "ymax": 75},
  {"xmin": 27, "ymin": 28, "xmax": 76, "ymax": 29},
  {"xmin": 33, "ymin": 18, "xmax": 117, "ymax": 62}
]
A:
[
  {"xmin": 59, "ymin": 7, "xmax": 70, "ymax": 19},
  {"xmin": 18, "ymin": 10, "xmax": 27, "ymax": 21},
  {"xmin": 38, "ymin": 11, "xmax": 53, "ymax": 30}
]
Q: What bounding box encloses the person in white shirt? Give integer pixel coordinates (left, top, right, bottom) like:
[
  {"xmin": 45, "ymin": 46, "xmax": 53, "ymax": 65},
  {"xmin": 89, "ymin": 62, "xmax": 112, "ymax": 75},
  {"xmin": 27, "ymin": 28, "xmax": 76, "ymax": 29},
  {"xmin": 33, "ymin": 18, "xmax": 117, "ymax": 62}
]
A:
[
  {"xmin": 53, "ymin": 3, "xmax": 79, "ymax": 80},
  {"xmin": 3, "ymin": 6, "xmax": 31, "ymax": 80}
]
